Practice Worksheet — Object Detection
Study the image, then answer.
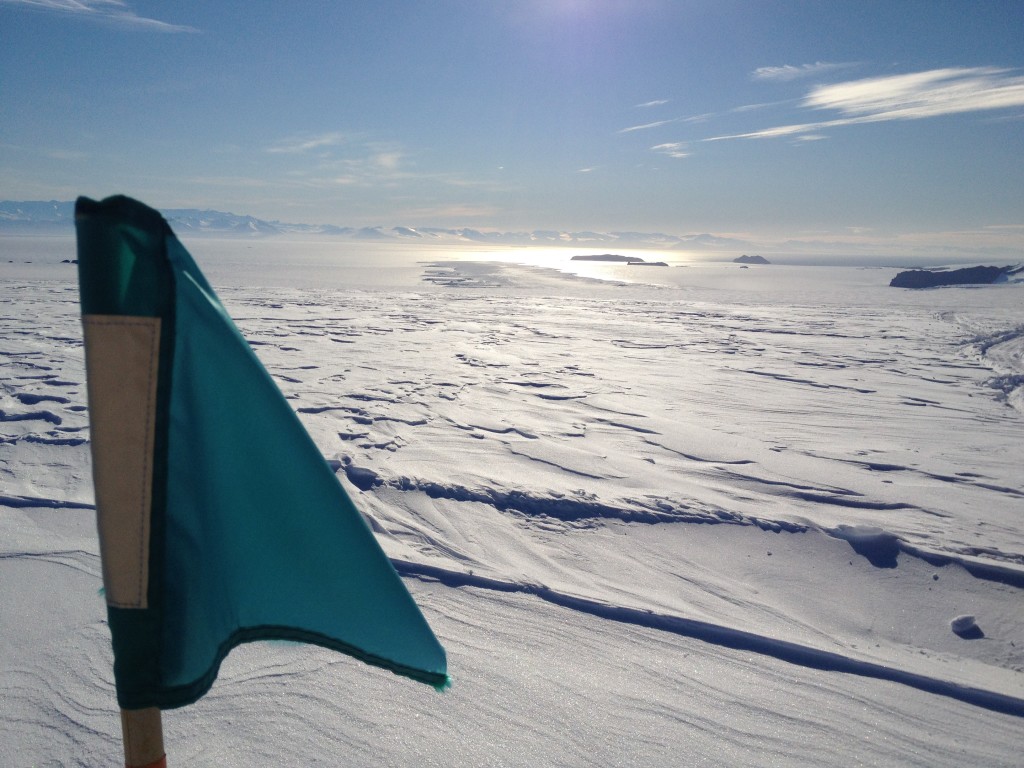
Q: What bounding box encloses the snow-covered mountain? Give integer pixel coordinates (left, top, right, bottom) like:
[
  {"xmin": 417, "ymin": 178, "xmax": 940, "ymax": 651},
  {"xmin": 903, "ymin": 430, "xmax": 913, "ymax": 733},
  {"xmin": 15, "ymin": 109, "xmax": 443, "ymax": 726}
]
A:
[
  {"xmin": 0, "ymin": 200, "xmax": 748, "ymax": 250},
  {"xmin": 0, "ymin": 200, "xmax": 77, "ymax": 230}
]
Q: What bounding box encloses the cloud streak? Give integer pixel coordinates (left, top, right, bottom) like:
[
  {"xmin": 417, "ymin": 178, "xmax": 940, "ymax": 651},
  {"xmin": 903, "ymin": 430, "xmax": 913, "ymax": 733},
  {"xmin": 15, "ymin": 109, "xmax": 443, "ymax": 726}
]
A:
[
  {"xmin": 708, "ymin": 67, "xmax": 1024, "ymax": 141},
  {"xmin": 263, "ymin": 132, "xmax": 475, "ymax": 191},
  {"xmin": 806, "ymin": 67, "xmax": 1024, "ymax": 119},
  {"xmin": 652, "ymin": 142, "xmax": 689, "ymax": 159},
  {"xmin": 752, "ymin": 62, "xmax": 853, "ymax": 81},
  {"xmin": 619, "ymin": 119, "xmax": 676, "ymax": 134},
  {"xmin": 266, "ymin": 132, "xmax": 347, "ymax": 154},
  {"xmin": 621, "ymin": 104, "xmax": 785, "ymax": 135},
  {"xmin": 0, "ymin": 0, "xmax": 198, "ymax": 32}
]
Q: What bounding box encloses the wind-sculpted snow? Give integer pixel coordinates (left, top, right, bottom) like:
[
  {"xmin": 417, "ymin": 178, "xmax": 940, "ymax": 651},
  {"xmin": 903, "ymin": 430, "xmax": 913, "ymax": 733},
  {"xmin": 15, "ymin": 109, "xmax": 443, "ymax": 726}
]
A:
[
  {"xmin": 2, "ymin": 253, "xmax": 1023, "ymax": 765},
  {"xmin": 342, "ymin": 463, "xmax": 752, "ymax": 527},
  {"xmin": 392, "ymin": 558, "xmax": 1024, "ymax": 717},
  {"xmin": 965, "ymin": 324, "xmax": 1024, "ymax": 411}
]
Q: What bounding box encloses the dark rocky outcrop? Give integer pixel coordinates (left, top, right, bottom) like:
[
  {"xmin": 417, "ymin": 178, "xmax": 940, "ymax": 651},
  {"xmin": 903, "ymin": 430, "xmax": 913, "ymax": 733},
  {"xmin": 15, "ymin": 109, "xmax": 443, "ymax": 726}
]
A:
[
  {"xmin": 572, "ymin": 254, "xmax": 668, "ymax": 266},
  {"xmin": 889, "ymin": 265, "xmax": 1020, "ymax": 289},
  {"xmin": 734, "ymin": 255, "xmax": 770, "ymax": 264}
]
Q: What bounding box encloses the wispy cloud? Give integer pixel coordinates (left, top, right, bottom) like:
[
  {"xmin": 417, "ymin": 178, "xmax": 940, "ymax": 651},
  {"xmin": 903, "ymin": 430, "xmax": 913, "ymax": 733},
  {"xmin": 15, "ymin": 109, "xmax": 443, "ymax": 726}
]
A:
[
  {"xmin": 707, "ymin": 123, "xmax": 816, "ymax": 141},
  {"xmin": 652, "ymin": 142, "xmax": 689, "ymax": 159},
  {"xmin": 265, "ymin": 132, "xmax": 347, "ymax": 154},
  {"xmin": 805, "ymin": 67, "xmax": 1024, "ymax": 119},
  {"xmin": 0, "ymin": 0, "xmax": 199, "ymax": 32},
  {"xmin": 264, "ymin": 132, "xmax": 464, "ymax": 191},
  {"xmin": 752, "ymin": 61, "xmax": 853, "ymax": 82},
  {"xmin": 707, "ymin": 67, "xmax": 1024, "ymax": 141},
  {"xmin": 730, "ymin": 102, "xmax": 783, "ymax": 114},
  {"xmin": 621, "ymin": 105, "xmax": 779, "ymax": 135},
  {"xmin": 373, "ymin": 151, "xmax": 402, "ymax": 171},
  {"xmin": 681, "ymin": 112, "xmax": 718, "ymax": 124},
  {"xmin": 635, "ymin": 99, "xmax": 669, "ymax": 108},
  {"xmin": 619, "ymin": 119, "xmax": 676, "ymax": 134}
]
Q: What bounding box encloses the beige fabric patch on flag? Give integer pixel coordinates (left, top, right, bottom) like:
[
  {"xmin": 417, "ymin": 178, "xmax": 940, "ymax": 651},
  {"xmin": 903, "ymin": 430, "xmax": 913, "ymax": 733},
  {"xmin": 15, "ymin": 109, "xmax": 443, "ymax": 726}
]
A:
[{"xmin": 83, "ymin": 315, "xmax": 161, "ymax": 609}]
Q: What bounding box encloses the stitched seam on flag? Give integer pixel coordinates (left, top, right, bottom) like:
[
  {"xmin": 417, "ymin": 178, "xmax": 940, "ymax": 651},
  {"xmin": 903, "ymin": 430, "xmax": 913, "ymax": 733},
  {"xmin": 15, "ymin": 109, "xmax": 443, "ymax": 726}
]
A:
[{"xmin": 137, "ymin": 319, "xmax": 158, "ymax": 607}]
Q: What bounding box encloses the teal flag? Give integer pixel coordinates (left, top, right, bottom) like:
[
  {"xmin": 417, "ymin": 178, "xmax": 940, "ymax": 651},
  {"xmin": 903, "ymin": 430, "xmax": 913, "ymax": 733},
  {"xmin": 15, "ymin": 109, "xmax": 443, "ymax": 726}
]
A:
[{"xmin": 75, "ymin": 195, "xmax": 448, "ymax": 710}]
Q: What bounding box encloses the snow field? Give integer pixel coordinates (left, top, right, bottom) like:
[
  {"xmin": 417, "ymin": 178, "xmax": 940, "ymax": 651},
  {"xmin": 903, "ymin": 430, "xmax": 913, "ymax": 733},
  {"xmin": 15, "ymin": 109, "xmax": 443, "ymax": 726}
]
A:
[{"xmin": 1, "ymin": 247, "xmax": 1022, "ymax": 765}]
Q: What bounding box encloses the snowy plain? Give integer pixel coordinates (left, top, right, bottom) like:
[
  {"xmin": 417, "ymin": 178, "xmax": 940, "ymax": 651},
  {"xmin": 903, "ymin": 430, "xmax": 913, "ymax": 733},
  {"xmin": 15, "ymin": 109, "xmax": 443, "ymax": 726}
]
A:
[{"xmin": 1, "ymin": 235, "xmax": 1022, "ymax": 766}]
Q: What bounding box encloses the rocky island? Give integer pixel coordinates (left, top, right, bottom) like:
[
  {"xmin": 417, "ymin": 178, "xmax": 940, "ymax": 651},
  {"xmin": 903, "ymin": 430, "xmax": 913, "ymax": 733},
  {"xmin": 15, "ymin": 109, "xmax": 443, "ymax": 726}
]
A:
[
  {"xmin": 734, "ymin": 255, "xmax": 770, "ymax": 265},
  {"xmin": 571, "ymin": 254, "xmax": 667, "ymax": 266},
  {"xmin": 889, "ymin": 264, "xmax": 1022, "ymax": 289}
]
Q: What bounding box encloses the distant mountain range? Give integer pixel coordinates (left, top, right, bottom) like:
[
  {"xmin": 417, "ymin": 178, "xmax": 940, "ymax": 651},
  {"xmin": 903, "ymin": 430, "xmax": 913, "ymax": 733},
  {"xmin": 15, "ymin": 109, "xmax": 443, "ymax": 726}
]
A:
[{"xmin": 0, "ymin": 200, "xmax": 747, "ymax": 251}]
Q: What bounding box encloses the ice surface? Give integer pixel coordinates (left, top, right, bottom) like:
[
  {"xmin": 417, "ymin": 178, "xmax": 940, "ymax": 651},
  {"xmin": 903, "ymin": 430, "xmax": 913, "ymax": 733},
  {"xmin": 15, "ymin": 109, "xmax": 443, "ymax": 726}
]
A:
[{"xmin": 2, "ymin": 240, "xmax": 1023, "ymax": 765}]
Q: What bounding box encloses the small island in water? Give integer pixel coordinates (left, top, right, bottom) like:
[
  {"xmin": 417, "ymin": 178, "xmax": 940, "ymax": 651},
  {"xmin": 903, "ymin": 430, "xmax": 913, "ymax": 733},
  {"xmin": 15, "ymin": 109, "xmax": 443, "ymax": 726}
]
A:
[
  {"xmin": 734, "ymin": 254, "xmax": 771, "ymax": 265},
  {"xmin": 571, "ymin": 254, "xmax": 667, "ymax": 266},
  {"xmin": 889, "ymin": 264, "xmax": 1023, "ymax": 289}
]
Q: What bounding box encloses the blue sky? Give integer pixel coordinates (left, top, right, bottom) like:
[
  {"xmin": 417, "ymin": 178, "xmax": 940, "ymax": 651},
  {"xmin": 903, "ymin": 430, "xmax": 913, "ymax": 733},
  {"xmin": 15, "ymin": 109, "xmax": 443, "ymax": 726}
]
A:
[{"xmin": 2, "ymin": 0, "xmax": 1022, "ymax": 255}]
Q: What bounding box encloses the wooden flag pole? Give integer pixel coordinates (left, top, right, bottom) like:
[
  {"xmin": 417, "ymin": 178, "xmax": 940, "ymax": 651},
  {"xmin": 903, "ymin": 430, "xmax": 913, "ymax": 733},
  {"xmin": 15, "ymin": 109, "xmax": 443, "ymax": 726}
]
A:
[{"xmin": 120, "ymin": 707, "xmax": 166, "ymax": 768}]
